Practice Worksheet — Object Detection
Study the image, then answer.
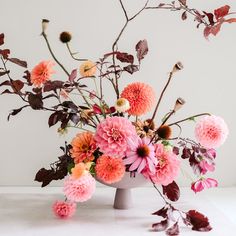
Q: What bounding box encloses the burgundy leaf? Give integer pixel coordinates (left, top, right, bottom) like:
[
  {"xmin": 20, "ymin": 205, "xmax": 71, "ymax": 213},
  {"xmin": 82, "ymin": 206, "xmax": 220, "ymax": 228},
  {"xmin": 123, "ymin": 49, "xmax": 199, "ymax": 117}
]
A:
[
  {"xmin": 23, "ymin": 70, "xmax": 32, "ymax": 85},
  {"xmin": 173, "ymin": 147, "xmax": 179, "ymax": 155},
  {"xmin": 93, "ymin": 104, "xmax": 102, "ymax": 114},
  {"xmin": 0, "ymin": 49, "xmax": 10, "ymax": 59},
  {"xmin": 162, "ymin": 181, "xmax": 180, "ymax": 202},
  {"xmin": 152, "ymin": 206, "xmax": 168, "ymax": 218},
  {"xmin": 135, "ymin": 39, "xmax": 148, "ymax": 62},
  {"xmin": 203, "ymin": 12, "xmax": 214, "ymax": 25},
  {"xmin": 48, "ymin": 111, "xmax": 62, "ymax": 127},
  {"xmin": 7, "ymin": 105, "xmax": 28, "ymax": 121},
  {"xmin": 28, "ymin": 93, "xmax": 43, "ymax": 110},
  {"xmin": 166, "ymin": 222, "xmax": 180, "ymax": 236},
  {"xmin": 0, "ymin": 33, "xmax": 4, "ymax": 46},
  {"xmin": 43, "ymin": 80, "xmax": 64, "ymax": 92},
  {"xmin": 123, "ymin": 64, "xmax": 139, "ymax": 74},
  {"xmin": 0, "ymin": 80, "xmax": 11, "ymax": 87},
  {"xmin": 0, "ymin": 70, "xmax": 9, "ymax": 77},
  {"xmin": 11, "ymin": 80, "xmax": 24, "ymax": 92},
  {"xmin": 179, "ymin": 0, "xmax": 186, "ymax": 6},
  {"xmin": 181, "ymin": 147, "xmax": 191, "ymax": 159},
  {"xmin": 1, "ymin": 89, "xmax": 13, "ymax": 95},
  {"xmin": 116, "ymin": 52, "xmax": 134, "ymax": 64},
  {"xmin": 181, "ymin": 11, "xmax": 187, "ymax": 20},
  {"xmin": 204, "ymin": 26, "xmax": 211, "ymax": 39},
  {"xmin": 8, "ymin": 58, "xmax": 27, "ymax": 68},
  {"xmin": 214, "ymin": 5, "xmax": 230, "ymax": 20},
  {"xmin": 152, "ymin": 219, "xmax": 169, "ymax": 232},
  {"xmin": 69, "ymin": 69, "xmax": 77, "ymax": 82},
  {"xmin": 210, "ymin": 23, "xmax": 222, "ymax": 36},
  {"xmin": 187, "ymin": 210, "xmax": 212, "ymax": 232},
  {"xmin": 225, "ymin": 18, "xmax": 236, "ymax": 23}
]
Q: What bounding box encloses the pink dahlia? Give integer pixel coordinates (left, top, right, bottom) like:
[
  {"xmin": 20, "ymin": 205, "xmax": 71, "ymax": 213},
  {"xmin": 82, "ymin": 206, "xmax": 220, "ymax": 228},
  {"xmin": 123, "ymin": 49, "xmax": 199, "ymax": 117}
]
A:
[
  {"xmin": 63, "ymin": 174, "xmax": 95, "ymax": 202},
  {"xmin": 143, "ymin": 143, "xmax": 180, "ymax": 186},
  {"xmin": 52, "ymin": 200, "xmax": 76, "ymax": 219},
  {"xmin": 95, "ymin": 155, "xmax": 125, "ymax": 184},
  {"xmin": 94, "ymin": 117, "xmax": 136, "ymax": 158},
  {"xmin": 195, "ymin": 115, "xmax": 228, "ymax": 148},
  {"xmin": 121, "ymin": 82, "xmax": 156, "ymax": 116},
  {"xmin": 31, "ymin": 60, "xmax": 55, "ymax": 87},
  {"xmin": 191, "ymin": 178, "xmax": 218, "ymax": 193},
  {"xmin": 123, "ymin": 137, "xmax": 157, "ymax": 173}
]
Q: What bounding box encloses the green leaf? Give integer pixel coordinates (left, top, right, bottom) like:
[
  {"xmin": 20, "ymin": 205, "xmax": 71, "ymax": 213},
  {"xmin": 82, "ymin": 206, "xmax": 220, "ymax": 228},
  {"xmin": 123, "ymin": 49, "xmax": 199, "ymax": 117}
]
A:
[
  {"xmin": 188, "ymin": 117, "xmax": 196, "ymax": 122},
  {"xmin": 67, "ymin": 162, "xmax": 75, "ymax": 174}
]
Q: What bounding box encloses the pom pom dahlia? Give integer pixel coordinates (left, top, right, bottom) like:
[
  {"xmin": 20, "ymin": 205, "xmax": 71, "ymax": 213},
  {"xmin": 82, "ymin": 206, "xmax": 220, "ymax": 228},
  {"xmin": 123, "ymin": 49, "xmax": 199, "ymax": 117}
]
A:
[
  {"xmin": 124, "ymin": 137, "xmax": 157, "ymax": 173},
  {"xmin": 95, "ymin": 155, "xmax": 125, "ymax": 184},
  {"xmin": 71, "ymin": 131, "xmax": 96, "ymax": 163},
  {"xmin": 63, "ymin": 174, "xmax": 96, "ymax": 202},
  {"xmin": 143, "ymin": 143, "xmax": 180, "ymax": 186},
  {"xmin": 52, "ymin": 201, "xmax": 76, "ymax": 219},
  {"xmin": 195, "ymin": 115, "xmax": 229, "ymax": 148},
  {"xmin": 121, "ymin": 82, "xmax": 156, "ymax": 116},
  {"xmin": 94, "ymin": 117, "xmax": 136, "ymax": 158},
  {"xmin": 31, "ymin": 60, "xmax": 55, "ymax": 87}
]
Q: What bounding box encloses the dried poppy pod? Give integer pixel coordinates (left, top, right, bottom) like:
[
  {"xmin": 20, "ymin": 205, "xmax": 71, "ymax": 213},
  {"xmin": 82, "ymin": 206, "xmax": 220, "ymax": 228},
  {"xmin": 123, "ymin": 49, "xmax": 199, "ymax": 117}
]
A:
[
  {"xmin": 174, "ymin": 97, "xmax": 186, "ymax": 112},
  {"xmin": 42, "ymin": 19, "xmax": 49, "ymax": 34},
  {"xmin": 157, "ymin": 125, "xmax": 172, "ymax": 139},
  {"xmin": 172, "ymin": 61, "xmax": 184, "ymax": 73},
  {"xmin": 60, "ymin": 31, "xmax": 72, "ymax": 43}
]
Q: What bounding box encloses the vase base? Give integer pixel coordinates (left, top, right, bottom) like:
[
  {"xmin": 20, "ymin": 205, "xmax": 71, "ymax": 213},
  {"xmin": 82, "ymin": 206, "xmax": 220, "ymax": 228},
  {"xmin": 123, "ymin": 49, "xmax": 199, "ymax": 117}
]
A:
[{"xmin": 113, "ymin": 188, "xmax": 133, "ymax": 209}]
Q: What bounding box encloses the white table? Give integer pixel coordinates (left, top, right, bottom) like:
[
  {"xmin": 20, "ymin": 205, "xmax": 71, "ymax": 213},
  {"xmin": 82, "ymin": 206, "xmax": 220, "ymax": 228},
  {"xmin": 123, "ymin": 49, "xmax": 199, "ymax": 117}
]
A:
[{"xmin": 0, "ymin": 187, "xmax": 235, "ymax": 235}]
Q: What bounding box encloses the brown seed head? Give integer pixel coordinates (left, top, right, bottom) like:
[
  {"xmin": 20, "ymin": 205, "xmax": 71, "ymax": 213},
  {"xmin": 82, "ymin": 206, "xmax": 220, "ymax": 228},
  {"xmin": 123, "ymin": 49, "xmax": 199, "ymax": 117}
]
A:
[
  {"xmin": 157, "ymin": 125, "xmax": 172, "ymax": 139},
  {"xmin": 60, "ymin": 31, "xmax": 72, "ymax": 43}
]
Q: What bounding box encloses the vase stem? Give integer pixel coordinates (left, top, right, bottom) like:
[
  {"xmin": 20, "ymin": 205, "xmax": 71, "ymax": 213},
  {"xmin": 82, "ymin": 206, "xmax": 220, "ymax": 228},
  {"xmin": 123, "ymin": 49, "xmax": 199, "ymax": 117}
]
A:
[{"xmin": 113, "ymin": 188, "xmax": 133, "ymax": 209}]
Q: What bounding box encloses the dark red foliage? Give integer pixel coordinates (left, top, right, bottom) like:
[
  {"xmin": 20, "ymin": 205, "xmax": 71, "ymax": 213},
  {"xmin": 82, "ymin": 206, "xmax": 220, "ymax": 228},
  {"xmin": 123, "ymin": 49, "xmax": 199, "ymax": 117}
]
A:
[
  {"xmin": 0, "ymin": 49, "xmax": 10, "ymax": 59},
  {"xmin": 135, "ymin": 39, "xmax": 148, "ymax": 62},
  {"xmin": 162, "ymin": 181, "xmax": 180, "ymax": 202},
  {"xmin": 8, "ymin": 58, "xmax": 27, "ymax": 68},
  {"xmin": 116, "ymin": 52, "xmax": 134, "ymax": 64},
  {"xmin": 123, "ymin": 64, "xmax": 139, "ymax": 74},
  {"xmin": 187, "ymin": 210, "xmax": 212, "ymax": 232},
  {"xmin": 152, "ymin": 219, "xmax": 169, "ymax": 232},
  {"xmin": 0, "ymin": 33, "xmax": 4, "ymax": 45},
  {"xmin": 152, "ymin": 206, "xmax": 168, "ymax": 218},
  {"xmin": 214, "ymin": 5, "xmax": 230, "ymax": 20},
  {"xmin": 166, "ymin": 222, "xmax": 180, "ymax": 236},
  {"xmin": 28, "ymin": 93, "xmax": 43, "ymax": 110},
  {"xmin": 69, "ymin": 69, "xmax": 77, "ymax": 82}
]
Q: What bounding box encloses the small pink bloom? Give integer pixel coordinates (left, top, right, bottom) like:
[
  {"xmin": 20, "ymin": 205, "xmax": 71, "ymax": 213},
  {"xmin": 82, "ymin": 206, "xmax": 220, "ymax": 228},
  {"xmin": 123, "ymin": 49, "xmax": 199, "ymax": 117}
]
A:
[
  {"xmin": 63, "ymin": 174, "xmax": 96, "ymax": 202},
  {"xmin": 207, "ymin": 148, "xmax": 216, "ymax": 159},
  {"xmin": 195, "ymin": 115, "xmax": 228, "ymax": 148},
  {"xmin": 199, "ymin": 160, "xmax": 215, "ymax": 175},
  {"xmin": 142, "ymin": 144, "xmax": 180, "ymax": 186},
  {"xmin": 191, "ymin": 178, "xmax": 218, "ymax": 193},
  {"xmin": 123, "ymin": 136, "xmax": 157, "ymax": 173},
  {"xmin": 52, "ymin": 200, "xmax": 76, "ymax": 219}
]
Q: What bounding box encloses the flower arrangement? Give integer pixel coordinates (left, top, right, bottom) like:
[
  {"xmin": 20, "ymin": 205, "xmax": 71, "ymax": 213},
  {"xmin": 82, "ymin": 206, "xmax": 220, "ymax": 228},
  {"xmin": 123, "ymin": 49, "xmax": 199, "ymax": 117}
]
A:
[{"xmin": 0, "ymin": 1, "xmax": 235, "ymax": 235}]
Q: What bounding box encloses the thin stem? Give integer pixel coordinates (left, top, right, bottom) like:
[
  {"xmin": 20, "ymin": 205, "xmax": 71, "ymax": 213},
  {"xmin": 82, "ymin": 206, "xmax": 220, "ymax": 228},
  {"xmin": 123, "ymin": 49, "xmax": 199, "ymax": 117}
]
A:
[
  {"xmin": 150, "ymin": 178, "xmax": 169, "ymax": 205},
  {"xmin": 66, "ymin": 43, "xmax": 87, "ymax": 61},
  {"xmin": 161, "ymin": 110, "xmax": 175, "ymax": 126},
  {"xmin": 41, "ymin": 32, "xmax": 70, "ymax": 76},
  {"xmin": 168, "ymin": 113, "xmax": 211, "ymax": 127},
  {"xmin": 149, "ymin": 72, "xmax": 174, "ymax": 126}
]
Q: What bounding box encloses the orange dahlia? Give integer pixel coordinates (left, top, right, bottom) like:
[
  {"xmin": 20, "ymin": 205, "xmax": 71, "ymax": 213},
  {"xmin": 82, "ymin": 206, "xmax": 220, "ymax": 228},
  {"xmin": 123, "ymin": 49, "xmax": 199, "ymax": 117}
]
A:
[
  {"xmin": 95, "ymin": 155, "xmax": 125, "ymax": 184},
  {"xmin": 121, "ymin": 82, "xmax": 156, "ymax": 116},
  {"xmin": 70, "ymin": 132, "xmax": 96, "ymax": 163},
  {"xmin": 31, "ymin": 60, "xmax": 55, "ymax": 87}
]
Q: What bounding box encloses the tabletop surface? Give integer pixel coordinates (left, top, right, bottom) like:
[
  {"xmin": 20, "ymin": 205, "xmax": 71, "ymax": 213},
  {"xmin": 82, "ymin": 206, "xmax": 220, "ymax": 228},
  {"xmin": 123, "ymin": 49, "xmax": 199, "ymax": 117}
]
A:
[{"xmin": 0, "ymin": 186, "xmax": 235, "ymax": 236}]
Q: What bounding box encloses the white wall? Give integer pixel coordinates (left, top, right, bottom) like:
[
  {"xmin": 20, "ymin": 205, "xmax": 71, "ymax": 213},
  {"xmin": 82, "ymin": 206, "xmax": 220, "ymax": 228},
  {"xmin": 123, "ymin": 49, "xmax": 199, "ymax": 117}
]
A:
[{"xmin": 0, "ymin": 0, "xmax": 236, "ymax": 186}]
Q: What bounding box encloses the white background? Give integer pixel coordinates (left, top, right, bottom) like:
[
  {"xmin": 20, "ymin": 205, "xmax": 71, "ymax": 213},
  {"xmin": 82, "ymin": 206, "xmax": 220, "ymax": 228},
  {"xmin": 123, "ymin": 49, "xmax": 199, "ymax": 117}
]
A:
[{"xmin": 0, "ymin": 0, "xmax": 236, "ymax": 187}]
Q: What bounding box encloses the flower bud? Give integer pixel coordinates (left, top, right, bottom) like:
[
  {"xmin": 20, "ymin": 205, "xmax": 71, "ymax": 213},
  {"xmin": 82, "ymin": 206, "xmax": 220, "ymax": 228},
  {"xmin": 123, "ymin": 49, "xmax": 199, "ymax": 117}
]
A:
[
  {"xmin": 157, "ymin": 125, "xmax": 172, "ymax": 139},
  {"xmin": 115, "ymin": 98, "xmax": 130, "ymax": 113},
  {"xmin": 172, "ymin": 61, "xmax": 184, "ymax": 73},
  {"xmin": 42, "ymin": 19, "xmax": 49, "ymax": 34},
  {"xmin": 60, "ymin": 31, "xmax": 72, "ymax": 43},
  {"xmin": 174, "ymin": 97, "xmax": 185, "ymax": 112}
]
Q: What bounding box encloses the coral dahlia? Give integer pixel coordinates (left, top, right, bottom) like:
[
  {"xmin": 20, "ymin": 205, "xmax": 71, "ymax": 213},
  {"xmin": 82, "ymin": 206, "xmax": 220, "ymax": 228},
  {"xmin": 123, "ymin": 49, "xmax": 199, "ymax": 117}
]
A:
[
  {"xmin": 195, "ymin": 115, "xmax": 228, "ymax": 148},
  {"xmin": 52, "ymin": 200, "xmax": 76, "ymax": 219},
  {"xmin": 121, "ymin": 82, "xmax": 156, "ymax": 116},
  {"xmin": 31, "ymin": 60, "xmax": 55, "ymax": 87},
  {"xmin": 94, "ymin": 117, "xmax": 136, "ymax": 158},
  {"xmin": 71, "ymin": 132, "xmax": 96, "ymax": 163},
  {"xmin": 95, "ymin": 155, "xmax": 125, "ymax": 184}
]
